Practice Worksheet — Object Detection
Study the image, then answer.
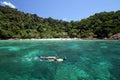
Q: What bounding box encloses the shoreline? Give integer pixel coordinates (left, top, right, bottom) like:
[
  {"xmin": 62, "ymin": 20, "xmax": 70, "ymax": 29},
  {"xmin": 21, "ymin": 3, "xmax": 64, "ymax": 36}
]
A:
[
  {"xmin": 1, "ymin": 38, "xmax": 119, "ymax": 40},
  {"xmin": 8, "ymin": 38, "xmax": 82, "ymax": 40}
]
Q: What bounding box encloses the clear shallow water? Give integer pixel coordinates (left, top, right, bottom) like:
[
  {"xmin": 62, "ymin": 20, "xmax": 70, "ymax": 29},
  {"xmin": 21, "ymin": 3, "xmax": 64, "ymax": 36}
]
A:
[{"xmin": 0, "ymin": 40, "xmax": 120, "ymax": 80}]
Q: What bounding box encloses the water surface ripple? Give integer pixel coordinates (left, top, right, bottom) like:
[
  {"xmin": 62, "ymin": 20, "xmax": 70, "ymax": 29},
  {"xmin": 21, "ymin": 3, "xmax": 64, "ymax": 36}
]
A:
[{"xmin": 0, "ymin": 40, "xmax": 120, "ymax": 80}]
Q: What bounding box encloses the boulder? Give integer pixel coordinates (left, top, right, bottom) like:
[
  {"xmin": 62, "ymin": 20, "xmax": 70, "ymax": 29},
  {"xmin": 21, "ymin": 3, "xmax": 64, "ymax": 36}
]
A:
[{"xmin": 109, "ymin": 33, "xmax": 120, "ymax": 40}]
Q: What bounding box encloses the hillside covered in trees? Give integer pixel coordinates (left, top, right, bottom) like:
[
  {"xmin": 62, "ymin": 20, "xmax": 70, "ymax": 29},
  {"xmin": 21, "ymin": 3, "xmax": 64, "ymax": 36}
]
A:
[{"xmin": 0, "ymin": 6, "xmax": 120, "ymax": 39}]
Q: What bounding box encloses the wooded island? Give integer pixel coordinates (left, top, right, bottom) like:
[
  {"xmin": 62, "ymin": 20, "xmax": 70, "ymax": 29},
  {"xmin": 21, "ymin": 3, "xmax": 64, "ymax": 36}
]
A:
[{"xmin": 0, "ymin": 6, "xmax": 120, "ymax": 40}]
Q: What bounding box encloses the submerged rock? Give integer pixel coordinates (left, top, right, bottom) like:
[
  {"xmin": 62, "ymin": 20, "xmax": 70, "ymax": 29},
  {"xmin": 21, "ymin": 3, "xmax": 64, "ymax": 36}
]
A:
[
  {"xmin": 54, "ymin": 64, "xmax": 92, "ymax": 80},
  {"xmin": 92, "ymin": 61, "xmax": 112, "ymax": 80}
]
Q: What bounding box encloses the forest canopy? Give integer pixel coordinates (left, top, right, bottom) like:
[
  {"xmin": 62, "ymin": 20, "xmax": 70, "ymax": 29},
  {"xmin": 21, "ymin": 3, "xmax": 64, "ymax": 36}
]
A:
[{"xmin": 0, "ymin": 6, "xmax": 120, "ymax": 39}]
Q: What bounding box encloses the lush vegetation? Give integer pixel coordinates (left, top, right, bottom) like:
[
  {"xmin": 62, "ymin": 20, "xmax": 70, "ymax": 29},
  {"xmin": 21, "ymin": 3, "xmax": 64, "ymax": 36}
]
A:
[{"xmin": 0, "ymin": 6, "xmax": 120, "ymax": 39}]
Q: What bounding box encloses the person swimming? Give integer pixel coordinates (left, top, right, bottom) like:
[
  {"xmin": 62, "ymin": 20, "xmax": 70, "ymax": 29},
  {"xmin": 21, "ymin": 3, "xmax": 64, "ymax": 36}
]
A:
[
  {"xmin": 38, "ymin": 56, "xmax": 57, "ymax": 62},
  {"xmin": 39, "ymin": 56, "xmax": 48, "ymax": 61},
  {"xmin": 38, "ymin": 56, "xmax": 66, "ymax": 62},
  {"xmin": 55, "ymin": 57, "xmax": 67, "ymax": 62}
]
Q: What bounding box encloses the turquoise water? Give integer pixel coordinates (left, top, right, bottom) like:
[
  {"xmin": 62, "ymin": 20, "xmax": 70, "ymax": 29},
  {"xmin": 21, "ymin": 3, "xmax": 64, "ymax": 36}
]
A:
[{"xmin": 0, "ymin": 40, "xmax": 120, "ymax": 80}]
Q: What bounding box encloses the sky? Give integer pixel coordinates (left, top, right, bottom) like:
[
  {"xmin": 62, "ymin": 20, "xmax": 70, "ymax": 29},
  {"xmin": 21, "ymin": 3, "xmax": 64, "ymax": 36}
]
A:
[{"xmin": 0, "ymin": 0, "xmax": 120, "ymax": 21}]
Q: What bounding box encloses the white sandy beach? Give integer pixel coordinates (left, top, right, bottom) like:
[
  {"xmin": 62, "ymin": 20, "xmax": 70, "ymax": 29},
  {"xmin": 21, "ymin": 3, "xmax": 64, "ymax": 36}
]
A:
[{"xmin": 8, "ymin": 38, "xmax": 82, "ymax": 40}]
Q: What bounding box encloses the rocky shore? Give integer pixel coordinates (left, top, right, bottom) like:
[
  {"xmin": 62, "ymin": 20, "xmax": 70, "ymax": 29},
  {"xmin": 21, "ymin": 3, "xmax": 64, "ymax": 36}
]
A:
[{"xmin": 109, "ymin": 33, "xmax": 120, "ymax": 40}]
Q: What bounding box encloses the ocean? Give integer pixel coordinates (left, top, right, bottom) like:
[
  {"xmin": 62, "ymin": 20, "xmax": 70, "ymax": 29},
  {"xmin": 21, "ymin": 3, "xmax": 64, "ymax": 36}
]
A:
[{"xmin": 0, "ymin": 40, "xmax": 120, "ymax": 80}]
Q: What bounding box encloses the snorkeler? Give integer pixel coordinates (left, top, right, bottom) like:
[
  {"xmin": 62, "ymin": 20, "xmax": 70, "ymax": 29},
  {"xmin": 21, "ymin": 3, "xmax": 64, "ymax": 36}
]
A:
[{"xmin": 38, "ymin": 56, "xmax": 67, "ymax": 62}]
